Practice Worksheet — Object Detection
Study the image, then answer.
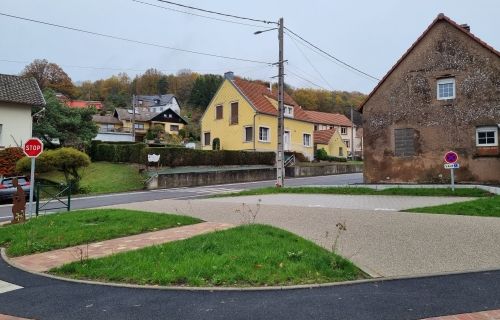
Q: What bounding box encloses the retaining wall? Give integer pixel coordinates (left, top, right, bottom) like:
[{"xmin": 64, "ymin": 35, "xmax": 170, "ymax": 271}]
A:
[{"xmin": 285, "ymin": 164, "xmax": 363, "ymax": 178}]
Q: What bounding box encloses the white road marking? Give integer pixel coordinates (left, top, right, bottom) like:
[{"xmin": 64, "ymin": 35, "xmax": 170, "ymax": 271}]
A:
[
  {"xmin": 0, "ymin": 280, "xmax": 23, "ymax": 294},
  {"xmin": 374, "ymin": 208, "xmax": 397, "ymax": 211}
]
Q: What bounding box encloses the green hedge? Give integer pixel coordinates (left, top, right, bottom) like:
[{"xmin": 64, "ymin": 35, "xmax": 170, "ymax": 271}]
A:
[
  {"xmin": 315, "ymin": 148, "xmax": 347, "ymax": 162},
  {"xmin": 142, "ymin": 148, "xmax": 275, "ymax": 167},
  {"xmin": 93, "ymin": 142, "xmax": 147, "ymax": 163}
]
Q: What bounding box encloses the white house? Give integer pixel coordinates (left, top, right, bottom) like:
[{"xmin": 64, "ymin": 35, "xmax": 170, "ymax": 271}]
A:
[
  {"xmin": 0, "ymin": 74, "xmax": 45, "ymax": 149},
  {"xmin": 136, "ymin": 94, "xmax": 180, "ymax": 114}
]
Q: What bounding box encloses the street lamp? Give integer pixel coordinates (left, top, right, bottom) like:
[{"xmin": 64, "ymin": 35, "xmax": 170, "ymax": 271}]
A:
[{"xmin": 254, "ymin": 18, "xmax": 285, "ymax": 187}]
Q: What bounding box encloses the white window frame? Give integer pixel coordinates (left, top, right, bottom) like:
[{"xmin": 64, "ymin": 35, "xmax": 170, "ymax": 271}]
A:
[
  {"xmin": 437, "ymin": 78, "xmax": 456, "ymax": 100},
  {"xmin": 258, "ymin": 126, "xmax": 270, "ymax": 143},
  {"xmin": 134, "ymin": 123, "xmax": 144, "ymax": 130},
  {"xmin": 243, "ymin": 126, "xmax": 253, "ymax": 143},
  {"xmin": 476, "ymin": 126, "xmax": 498, "ymax": 147},
  {"xmin": 343, "ymin": 139, "xmax": 350, "ymax": 148},
  {"xmin": 340, "ymin": 126, "xmax": 347, "ymax": 135},
  {"xmin": 284, "ymin": 105, "xmax": 294, "ymax": 118},
  {"xmin": 303, "ymin": 133, "xmax": 312, "ymax": 147}
]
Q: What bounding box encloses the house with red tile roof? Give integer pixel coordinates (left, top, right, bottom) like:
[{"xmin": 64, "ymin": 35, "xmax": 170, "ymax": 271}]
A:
[
  {"xmin": 201, "ymin": 72, "xmax": 316, "ymax": 160},
  {"xmin": 360, "ymin": 14, "xmax": 500, "ymax": 184},
  {"xmin": 314, "ymin": 128, "xmax": 347, "ymax": 158}
]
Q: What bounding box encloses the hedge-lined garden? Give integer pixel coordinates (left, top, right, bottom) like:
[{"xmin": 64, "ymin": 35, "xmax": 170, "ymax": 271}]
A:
[{"xmin": 89, "ymin": 141, "xmax": 275, "ymax": 167}]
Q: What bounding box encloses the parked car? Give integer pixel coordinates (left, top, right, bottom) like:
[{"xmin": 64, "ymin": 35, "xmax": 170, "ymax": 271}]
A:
[{"xmin": 0, "ymin": 176, "xmax": 32, "ymax": 204}]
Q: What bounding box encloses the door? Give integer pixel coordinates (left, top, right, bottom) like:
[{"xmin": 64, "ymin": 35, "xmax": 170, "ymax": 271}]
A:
[{"xmin": 284, "ymin": 130, "xmax": 291, "ymax": 151}]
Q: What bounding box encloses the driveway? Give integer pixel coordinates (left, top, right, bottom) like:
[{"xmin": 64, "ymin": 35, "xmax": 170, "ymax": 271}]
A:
[{"xmin": 110, "ymin": 194, "xmax": 500, "ymax": 278}]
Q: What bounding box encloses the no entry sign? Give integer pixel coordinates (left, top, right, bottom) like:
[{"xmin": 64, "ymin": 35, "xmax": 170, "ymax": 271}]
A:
[
  {"xmin": 444, "ymin": 151, "xmax": 458, "ymax": 164},
  {"xmin": 23, "ymin": 138, "xmax": 44, "ymax": 158}
]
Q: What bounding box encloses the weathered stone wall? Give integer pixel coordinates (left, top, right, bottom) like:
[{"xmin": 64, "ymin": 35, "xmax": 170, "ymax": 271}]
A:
[
  {"xmin": 285, "ymin": 164, "xmax": 363, "ymax": 177},
  {"xmin": 363, "ymin": 20, "xmax": 500, "ymax": 184}
]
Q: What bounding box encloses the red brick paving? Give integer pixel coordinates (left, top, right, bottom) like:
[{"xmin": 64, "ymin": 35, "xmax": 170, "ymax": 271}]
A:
[
  {"xmin": 10, "ymin": 222, "xmax": 233, "ymax": 272},
  {"xmin": 422, "ymin": 309, "xmax": 500, "ymax": 320},
  {"xmin": 0, "ymin": 315, "xmax": 32, "ymax": 320}
]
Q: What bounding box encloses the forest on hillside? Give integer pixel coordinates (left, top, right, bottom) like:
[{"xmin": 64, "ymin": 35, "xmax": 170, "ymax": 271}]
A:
[{"xmin": 20, "ymin": 59, "xmax": 366, "ymax": 139}]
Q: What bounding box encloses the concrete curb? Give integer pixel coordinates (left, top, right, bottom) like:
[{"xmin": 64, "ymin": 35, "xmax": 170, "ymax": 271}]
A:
[{"xmin": 2, "ymin": 247, "xmax": 499, "ymax": 292}]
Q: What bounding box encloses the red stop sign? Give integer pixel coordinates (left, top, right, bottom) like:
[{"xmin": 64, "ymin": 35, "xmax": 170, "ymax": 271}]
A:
[{"xmin": 23, "ymin": 138, "xmax": 44, "ymax": 158}]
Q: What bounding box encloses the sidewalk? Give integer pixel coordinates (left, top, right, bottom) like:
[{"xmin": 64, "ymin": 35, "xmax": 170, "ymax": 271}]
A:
[
  {"xmin": 421, "ymin": 309, "xmax": 500, "ymax": 320},
  {"xmin": 9, "ymin": 222, "xmax": 233, "ymax": 272}
]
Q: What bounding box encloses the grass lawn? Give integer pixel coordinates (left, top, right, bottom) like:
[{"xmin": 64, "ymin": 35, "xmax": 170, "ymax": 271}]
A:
[
  {"xmin": 217, "ymin": 186, "xmax": 492, "ymax": 198},
  {"xmin": 39, "ymin": 162, "xmax": 145, "ymax": 195},
  {"xmin": 0, "ymin": 209, "xmax": 201, "ymax": 257},
  {"xmin": 405, "ymin": 195, "xmax": 500, "ymax": 217},
  {"xmin": 51, "ymin": 224, "xmax": 363, "ymax": 287}
]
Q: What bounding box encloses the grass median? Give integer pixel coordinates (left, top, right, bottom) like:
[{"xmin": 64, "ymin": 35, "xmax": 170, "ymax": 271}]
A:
[
  {"xmin": 215, "ymin": 186, "xmax": 492, "ymax": 198},
  {"xmin": 51, "ymin": 224, "xmax": 364, "ymax": 287},
  {"xmin": 0, "ymin": 209, "xmax": 201, "ymax": 257},
  {"xmin": 405, "ymin": 195, "xmax": 500, "ymax": 217}
]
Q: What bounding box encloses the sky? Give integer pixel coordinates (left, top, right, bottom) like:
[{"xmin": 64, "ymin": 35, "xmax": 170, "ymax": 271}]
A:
[{"xmin": 0, "ymin": 0, "xmax": 499, "ymax": 94}]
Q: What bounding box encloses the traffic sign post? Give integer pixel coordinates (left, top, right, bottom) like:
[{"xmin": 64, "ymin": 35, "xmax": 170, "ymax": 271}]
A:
[
  {"xmin": 23, "ymin": 138, "xmax": 44, "ymax": 218},
  {"xmin": 443, "ymin": 151, "xmax": 459, "ymax": 192}
]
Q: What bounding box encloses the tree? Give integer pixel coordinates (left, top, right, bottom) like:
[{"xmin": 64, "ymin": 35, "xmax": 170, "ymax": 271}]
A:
[
  {"xmin": 32, "ymin": 90, "xmax": 98, "ymax": 149},
  {"xmin": 17, "ymin": 148, "xmax": 91, "ymax": 190},
  {"xmin": 21, "ymin": 59, "xmax": 76, "ymax": 97},
  {"xmin": 189, "ymin": 74, "xmax": 223, "ymax": 111}
]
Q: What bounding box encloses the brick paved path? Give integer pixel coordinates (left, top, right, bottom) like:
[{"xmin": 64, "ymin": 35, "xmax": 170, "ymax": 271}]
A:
[
  {"xmin": 421, "ymin": 309, "xmax": 500, "ymax": 320},
  {"xmin": 0, "ymin": 315, "xmax": 32, "ymax": 320},
  {"xmin": 10, "ymin": 222, "xmax": 233, "ymax": 272}
]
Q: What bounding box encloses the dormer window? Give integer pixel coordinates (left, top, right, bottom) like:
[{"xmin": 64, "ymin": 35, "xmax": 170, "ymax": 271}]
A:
[
  {"xmin": 437, "ymin": 78, "xmax": 455, "ymax": 100},
  {"xmin": 154, "ymin": 99, "xmax": 160, "ymax": 105},
  {"xmin": 284, "ymin": 105, "xmax": 294, "ymax": 118}
]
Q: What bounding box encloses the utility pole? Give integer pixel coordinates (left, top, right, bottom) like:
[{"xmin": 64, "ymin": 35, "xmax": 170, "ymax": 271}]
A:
[
  {"xmin": 132, "ymin": 94, "xmax": 136, "ymax": 141},
  {"xmin": 276, "ymin": 17, "xmax": 285, "ymax": 187},
  {"xmin": 350, "ymin": 106, "xmax": 354, "ymax": 161}
]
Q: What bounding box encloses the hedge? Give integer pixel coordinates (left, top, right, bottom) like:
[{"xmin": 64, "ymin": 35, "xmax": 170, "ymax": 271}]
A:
[
  {"xmin": 142, "ymin": 147, "xmax": 275, "ymax": 167},
  {"xmin": 93, "ymin": 142, "xmax": 147, "ymax": 163},
  {"xmin": 0, "ymin": 147, "xmax": 24, "ymax": 176}
]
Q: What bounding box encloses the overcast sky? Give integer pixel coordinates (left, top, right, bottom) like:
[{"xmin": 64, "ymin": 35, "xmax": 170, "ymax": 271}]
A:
[{"xmin": 1, "ymin": 0, "xmax": 498, "ymax": 94}]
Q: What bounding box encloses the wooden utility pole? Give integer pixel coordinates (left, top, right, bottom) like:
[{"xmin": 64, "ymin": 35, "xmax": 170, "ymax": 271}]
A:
[
  {"xmin": 276, "ymin": 17, "xmax": 285, "ymax": 187},
  {"xmin": 350, "ymin": 106, "xmax": 354, "ymax": 160}
]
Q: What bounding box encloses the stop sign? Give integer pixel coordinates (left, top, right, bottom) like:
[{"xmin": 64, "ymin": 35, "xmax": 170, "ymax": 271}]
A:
[{"xmin": 23, "ymin": 138, "xmax": 44, "ymax": 158}]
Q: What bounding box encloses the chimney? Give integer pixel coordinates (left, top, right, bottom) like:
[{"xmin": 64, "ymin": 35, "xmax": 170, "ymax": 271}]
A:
[
  {"xmin": 460, "ymin": 23, "xmax": 470, "ymax": 32},
  {"xmin": 224, "ymin": 71, "xmax": 234, "ymax": 80}
]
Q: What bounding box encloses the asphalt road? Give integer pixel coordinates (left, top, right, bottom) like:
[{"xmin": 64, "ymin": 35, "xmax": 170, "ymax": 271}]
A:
[
  {"xmin": 0, "ymin": 256, "xmax": 499, "ymax": 320},
  {"xmin": 0, "ymin": 173, "xmax": 362, "ymax": 221}
]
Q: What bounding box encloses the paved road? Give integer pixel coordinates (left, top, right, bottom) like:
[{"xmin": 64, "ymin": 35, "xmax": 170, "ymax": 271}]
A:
[
  {"xmin": 0, "ymin": 173, "xmax": 363, "ymax": 221},
  {"xmin": 0, "ymin": 256, "xmax": 499, "ymax": 320}
]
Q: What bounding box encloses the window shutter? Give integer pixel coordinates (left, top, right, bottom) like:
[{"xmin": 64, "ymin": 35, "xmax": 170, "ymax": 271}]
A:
[
  {"xmin": 394, "ymin": 128, "xmax": 415, "ymax": 156},
  {"xmin": 230, "ymin": 102, "xmax": 238, "ymax": 124}
]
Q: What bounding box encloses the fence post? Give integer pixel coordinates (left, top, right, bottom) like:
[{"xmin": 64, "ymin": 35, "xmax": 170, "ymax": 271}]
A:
[
  {"xmin": 67, "ymin": 181, "xmax": 71, "ymax": 212},
  {"xmin": 35, "ymin": 182, "xmax": 40, "ymax": 217}
]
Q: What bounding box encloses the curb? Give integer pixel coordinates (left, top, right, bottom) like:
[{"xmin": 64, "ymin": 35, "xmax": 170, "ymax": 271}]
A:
[{"xmin": 2, "ymin": 247, "xmax": 499, "ymax": 292}]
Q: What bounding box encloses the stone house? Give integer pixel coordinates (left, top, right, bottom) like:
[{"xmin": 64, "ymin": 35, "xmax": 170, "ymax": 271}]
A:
[{"xmin": 360, "ymin": 14, "xmax": 500, "ymax": 184}]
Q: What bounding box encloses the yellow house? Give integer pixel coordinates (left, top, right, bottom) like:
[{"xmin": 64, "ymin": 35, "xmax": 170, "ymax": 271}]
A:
[
  {"xmin": 314, "ymin": 129, "xmax": 348, "ymax": 158},
  {"xmin": 201, "ymin": 73, "xmax": 315, "ymax": 160}
]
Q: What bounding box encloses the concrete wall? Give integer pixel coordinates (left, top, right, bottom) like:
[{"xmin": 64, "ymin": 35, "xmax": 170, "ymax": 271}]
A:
[
  {"xmin": 147, "ymin": 168, "xmax": 276, "ymax": 189},
  {"xmin": 94, "ymin": 132, "xmax": 134, "ymax": 142},
  {"xmin": 362, "ymin": 20, "xmax": 500, "ymax": 184},
  {"xmin": 0, "ymin": 102, "xmax": 32, "ymax": 148},
  {"xmin": 285, "ymin": 164, "xmax": 363, "ymax": 177}
]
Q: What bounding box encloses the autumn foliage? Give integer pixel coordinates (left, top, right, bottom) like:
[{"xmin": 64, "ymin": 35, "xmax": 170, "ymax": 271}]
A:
[{"xmin": 0, "ymin": 147, "xmax": 24, "ymax": 177}]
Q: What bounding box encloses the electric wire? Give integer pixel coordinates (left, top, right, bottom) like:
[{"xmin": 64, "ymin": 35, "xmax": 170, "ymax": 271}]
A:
[
  {"xmin": 133, "ymin": 0, "xmax": 264, "ymax": 28},
  {"xmin": 0, "ymin": 12, "xmax": 272, "ymax": 65},
  {"xmin": 284, "ymin": 27, "xmax": 380, "ymax": 81},
  {"xmin": 155, "ymin": 0, "xmax": 276, "ymax": 25}
]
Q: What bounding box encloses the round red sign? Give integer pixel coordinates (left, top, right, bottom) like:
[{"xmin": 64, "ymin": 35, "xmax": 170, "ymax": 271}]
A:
[
  {"xmin": 444, "ymin": 151, "xmax": 458, "ymax": 164},
  {"xmin": 23, "ymin": 138, "xmax": 44, "ymax": 158}
]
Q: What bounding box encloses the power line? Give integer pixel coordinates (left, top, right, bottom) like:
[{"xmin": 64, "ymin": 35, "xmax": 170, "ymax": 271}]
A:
[
  {"xmin": 155, "ymin": 0, "xmax": 276, "ymax": 25},
  {"xmin": 0, "ymin": 12, "xmax": 271, "ymax": 65},
  {"xmin": 284, "ymin": 27, "xmax": 380, "ymax": 81},
  {"xmin": 133, "ymin": 0, "xmax": 264, "ymax": 28},
  {"xmin": 287, "ymin": 68, "xmax": 329, "ymax": 90}
]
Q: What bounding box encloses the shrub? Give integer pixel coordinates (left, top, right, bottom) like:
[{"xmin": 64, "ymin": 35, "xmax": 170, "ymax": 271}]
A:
[
  {"xmin": 212, "ymin": 138, "xmax": 220, "ymax": 151},
  {"xmin": 314, "ymin": 148, "xmax": 347, "ymax": 162},
  {"xmin": 141, "ymin": 148, "xmax": 275, "ymax": 167},
  {"xmin": 0, "ymin": 147, "xmax": 24, "ymax": 176}
]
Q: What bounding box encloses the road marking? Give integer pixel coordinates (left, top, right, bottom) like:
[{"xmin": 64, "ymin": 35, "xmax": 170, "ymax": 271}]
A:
[
  {"xmin": 374, "ymin": 208, "xmax": 397, "ymax": 211},
  {"xmin": 0, "ymin": 280, "xmax": 23, "ymax": 294}
]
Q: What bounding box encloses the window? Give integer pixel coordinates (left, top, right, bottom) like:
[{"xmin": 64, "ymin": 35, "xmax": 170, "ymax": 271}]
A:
[
  {"xmin": 341, "ymin": 127, "xmax": 347, "ymax": 135},
  {"xmin": 284, "ymin": 105, "xmax": 294, "ymax": 118},
  {"xmin": 244, "ymin": 126, "xmax": 253, "ymax": 142},
  {"xmin": 134, "ymin": 123, "xmax": 144, "ymax": 130},
  {"xmin": 100, "ymin": 124, "xmax": 114, "ymax": 132},
  {"xmin": 204, "ymin": 132, "xmax": 211, "ymax": 146},
  {"xmin": 339, "ymin": 147, "xmax": 344, "ymax": 157},
  {"xmin": 476, "ymin": 127, "xmax": 498, "ymax": 147},
  {"xmin": 215, "ymin": 105, "xmax": 223, "ymax": 120},
  {"xmin": 170, "ymin": 125, "xmax": 179, "ymax": 132},
  {"xmin": 394, "ymin": 128, "xmax": 415, "ymax": 156},
  {"xmin": 230, "ymin": 102, "xmax": 238, "ymax": 125},
  {"xmin": 259, "ymin": 127, "xmax": 270, "ymax": 142},
  {"xmin": 437, "ymin": 78, "xmax": 455, "ymax": 100},
  {"xmin": 314, "ymin": 125, "xmax": 318, "ymax": 131},
  {"xmin": 343, "ymin": 140, "xmax": 350, "ymax": 148},
  {"xmin": 303, "ymin": 133, "xmax": 312, "ymax": 147}
]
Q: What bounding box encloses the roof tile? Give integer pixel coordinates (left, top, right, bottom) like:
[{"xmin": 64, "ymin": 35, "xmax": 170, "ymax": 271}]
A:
[{"xmin": 0, "ymin": 74, "xmax": 45, "ymax": 106}]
